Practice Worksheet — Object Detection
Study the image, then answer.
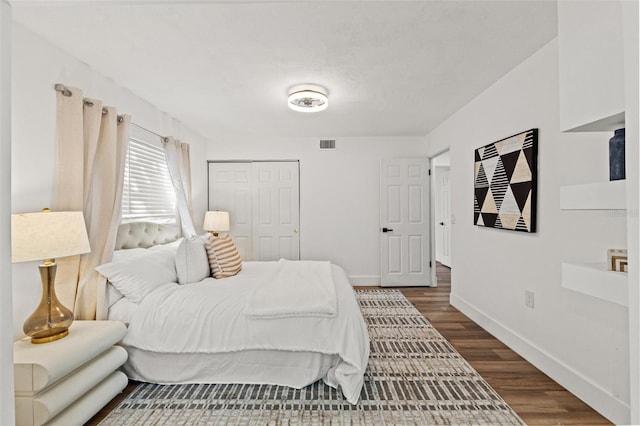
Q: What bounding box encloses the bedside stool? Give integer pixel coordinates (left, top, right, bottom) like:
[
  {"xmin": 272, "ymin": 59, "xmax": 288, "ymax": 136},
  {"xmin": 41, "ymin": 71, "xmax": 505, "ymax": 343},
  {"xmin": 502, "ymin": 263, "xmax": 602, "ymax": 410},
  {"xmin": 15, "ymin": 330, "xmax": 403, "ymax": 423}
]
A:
[{"xmin": 14, "ymin": 321, "xmax": 128, "ymax": 426}]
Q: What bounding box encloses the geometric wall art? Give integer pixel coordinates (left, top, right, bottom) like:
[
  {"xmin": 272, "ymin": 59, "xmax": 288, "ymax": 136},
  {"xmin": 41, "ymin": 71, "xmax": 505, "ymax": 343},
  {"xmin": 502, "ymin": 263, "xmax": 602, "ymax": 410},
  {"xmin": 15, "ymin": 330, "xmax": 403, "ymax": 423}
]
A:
[{"xmin": 474, "ymin": 128, "xmax": 538, "ymax": 232}]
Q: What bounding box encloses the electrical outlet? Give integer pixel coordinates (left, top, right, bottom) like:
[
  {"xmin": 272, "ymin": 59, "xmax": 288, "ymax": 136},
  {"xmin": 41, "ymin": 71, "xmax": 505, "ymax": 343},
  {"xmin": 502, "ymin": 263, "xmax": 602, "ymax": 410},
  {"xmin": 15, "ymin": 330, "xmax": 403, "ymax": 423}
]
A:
[{"xmin": 525, "ymin": 290, "xmax": 535, "ymax": 309}]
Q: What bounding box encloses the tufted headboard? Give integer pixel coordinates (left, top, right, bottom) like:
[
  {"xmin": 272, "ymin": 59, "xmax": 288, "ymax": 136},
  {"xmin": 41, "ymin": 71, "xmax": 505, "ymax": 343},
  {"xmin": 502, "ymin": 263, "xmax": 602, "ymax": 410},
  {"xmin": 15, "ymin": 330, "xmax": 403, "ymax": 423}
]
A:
[{"xmin": 114, "ymin": 222, "xmax": 182, "ymax": 250}]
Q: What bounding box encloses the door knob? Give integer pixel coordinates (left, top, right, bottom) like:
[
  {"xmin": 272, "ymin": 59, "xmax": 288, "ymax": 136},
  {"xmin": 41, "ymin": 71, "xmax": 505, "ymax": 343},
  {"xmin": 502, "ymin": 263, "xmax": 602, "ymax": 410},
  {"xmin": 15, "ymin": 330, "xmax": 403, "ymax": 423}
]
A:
[
  {"xmin": 294, "ymin": 229, "xmax": 299, "ymax": 234},
  {"xmin": 382, "ymin": 227, "xmax": 394, "ymax": 233},
  {"xmin": 440, "ymin": 222, "xmax": 444, "ymax": 226}
]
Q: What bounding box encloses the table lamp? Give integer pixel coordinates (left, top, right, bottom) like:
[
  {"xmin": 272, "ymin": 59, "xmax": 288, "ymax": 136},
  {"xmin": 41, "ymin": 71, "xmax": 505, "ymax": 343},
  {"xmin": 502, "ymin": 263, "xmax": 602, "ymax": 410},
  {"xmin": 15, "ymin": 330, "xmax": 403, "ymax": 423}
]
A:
[
  {"xmin": 11, "ymin": 209, "xmax": 91, "ymax": 344},
  {"xmin": 203, "ymin": 211, "xmax": 230, "ymax": 237}
]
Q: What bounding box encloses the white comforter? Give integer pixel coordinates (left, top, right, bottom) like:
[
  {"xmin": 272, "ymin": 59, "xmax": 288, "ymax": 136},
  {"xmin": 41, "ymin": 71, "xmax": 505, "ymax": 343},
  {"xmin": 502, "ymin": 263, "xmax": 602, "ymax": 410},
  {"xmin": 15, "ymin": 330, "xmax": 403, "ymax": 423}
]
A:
[
  {"xmin": 121, "ymin": 261, "xmax": 370, "ymax": 404},
  {"xmin": 245, "ymin": 259, "xmax": 337, "ymax": 318}
]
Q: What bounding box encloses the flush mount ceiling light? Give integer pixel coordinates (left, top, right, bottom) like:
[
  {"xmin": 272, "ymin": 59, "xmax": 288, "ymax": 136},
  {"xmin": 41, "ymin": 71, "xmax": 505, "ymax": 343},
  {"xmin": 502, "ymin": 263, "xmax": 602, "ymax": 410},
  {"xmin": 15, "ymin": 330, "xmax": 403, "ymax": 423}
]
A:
[{"xmin": 288, "ymin": 84, "xmax": 328, "ymax": 113}]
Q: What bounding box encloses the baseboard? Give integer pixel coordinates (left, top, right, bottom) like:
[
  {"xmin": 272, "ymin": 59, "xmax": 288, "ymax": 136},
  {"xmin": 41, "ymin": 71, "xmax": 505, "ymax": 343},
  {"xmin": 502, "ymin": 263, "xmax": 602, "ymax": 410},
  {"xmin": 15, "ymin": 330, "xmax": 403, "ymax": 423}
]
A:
[
  {"xmin": 450, "ymin": 292, "xmax": 630, "ymax": 425},
  {"xmin": 348, "ymin": 275, "xmax": 380, "ymax": 286},
  {"xmin": 349, "ymin": 275, "xmax": 438, "ymax": 287}
]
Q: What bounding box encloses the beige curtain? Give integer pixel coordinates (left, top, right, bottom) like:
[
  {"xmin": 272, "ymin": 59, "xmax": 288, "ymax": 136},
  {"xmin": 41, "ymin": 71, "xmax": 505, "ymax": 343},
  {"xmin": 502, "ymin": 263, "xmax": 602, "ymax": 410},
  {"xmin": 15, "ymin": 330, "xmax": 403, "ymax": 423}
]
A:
[
  {"xmin": 180, "ymin": 142, "xmax": 193, "ymax": 216},
  {"xmin": 163, "ymin": 137, "xmax": 196, "ymax": 236},
  {"xmin": 53, "ymin": 85, "xmax": 130, "ymax": 320}
]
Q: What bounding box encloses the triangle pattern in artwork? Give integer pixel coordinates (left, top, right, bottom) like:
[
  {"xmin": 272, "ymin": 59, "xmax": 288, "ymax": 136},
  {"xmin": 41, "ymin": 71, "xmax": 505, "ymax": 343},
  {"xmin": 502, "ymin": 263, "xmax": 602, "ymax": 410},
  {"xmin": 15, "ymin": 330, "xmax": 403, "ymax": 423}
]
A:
[
  {"xmin": 500, "ymin": 151, "xmax": 520, "ymax": 182},
  {"xmin": 499, "ymin": 185, "xmax": 520, "ymax": 215},
  {"xmin": 494, "ymin": 215, "xmax": 503, "ymax": 229},
  {"xmin": 475, "ymin": 150, "xmax": 482, "ymax": 162},
  {"xmin": 490, "ymin": 162, "xmax": 508, "ymax": 211},
  {"xmin": 482, "ymin": 157, "xmax": 499, "ymax": 186},
  {"xmin": 475, "ymin": 163, "xmax": 489, "ymax": 188},
  {"xmin": 499, "ymin": 214, "xmax": 520, "ymax": 230},
  {"xmin": 492, "ymin": 158, "xmax": 508, "ymax": 187},
  {"xmin": 510, "ymin": 151, "xmax": 532, "ymax": 184},
  {"xmin": 481, "ymin": 213, "xmax": 498, "ymax": 228},
  {"xmin": 499, "ymin": 134, "xmax": 525, "ymax": 155},
  {"xmin": 523, "ymin": 146, "xmax": 534, "ymax": 172},
  {"xmin": 474, "ymin": 212, "xmax": 480, "ymax": 225},
  {"xmin": 482, "ymin": 190, "xmax": 498, "ymax": 214},
  {"xmin": 510, "ymin": 182, "xmax": 531, "ymax": 213},
  {"xmin": 475, "ymin": 187, "xmax": 489, "ymax": 211},
  {"xmin": 515, "ymin": 216, "xmax": 529, "ymax": 232},
  {"xmin": 522, "ymin": 191, "xmax": 532, "ymax": 231},
  {"xmin": 482, "ymin": 143, "xmax": 498, "ymax": 160},
  {"xmin": 523, "ymin": 130, "xmax": 534, "ymax": 149}
]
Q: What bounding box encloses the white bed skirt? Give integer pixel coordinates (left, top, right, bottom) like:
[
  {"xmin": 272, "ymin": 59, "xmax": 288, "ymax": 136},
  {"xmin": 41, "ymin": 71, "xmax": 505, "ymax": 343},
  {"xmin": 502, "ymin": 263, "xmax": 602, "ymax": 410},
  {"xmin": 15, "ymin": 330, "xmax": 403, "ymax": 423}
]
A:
[{"xmin": 123, "ymin": 347, "xmax": 340, "ymax": 389}]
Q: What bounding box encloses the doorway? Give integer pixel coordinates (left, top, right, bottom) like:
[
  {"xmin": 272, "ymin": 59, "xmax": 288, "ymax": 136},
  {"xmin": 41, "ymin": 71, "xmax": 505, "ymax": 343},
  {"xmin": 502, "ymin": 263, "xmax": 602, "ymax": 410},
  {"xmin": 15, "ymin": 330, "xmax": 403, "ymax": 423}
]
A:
[{"xmin": 432, "ymin": 151, "xmax": 451, "ymax": 268}]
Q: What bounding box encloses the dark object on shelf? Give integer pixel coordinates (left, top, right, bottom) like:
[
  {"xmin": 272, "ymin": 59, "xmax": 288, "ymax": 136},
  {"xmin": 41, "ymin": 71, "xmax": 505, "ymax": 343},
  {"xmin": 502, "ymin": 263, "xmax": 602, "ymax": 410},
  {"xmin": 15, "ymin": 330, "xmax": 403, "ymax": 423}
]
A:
[{"xmin": 609, "ymin": 128, "xmax": 625, "ymax": 181}]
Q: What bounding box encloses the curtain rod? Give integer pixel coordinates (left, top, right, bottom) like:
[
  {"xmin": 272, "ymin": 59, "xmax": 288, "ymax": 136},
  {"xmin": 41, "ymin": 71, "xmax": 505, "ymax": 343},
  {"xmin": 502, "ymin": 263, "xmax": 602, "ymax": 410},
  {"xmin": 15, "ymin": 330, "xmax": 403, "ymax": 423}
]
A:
[
  {"xmin": 130, "ymin": 122, "xmax": 168, "ymax": 142},
  {"xmin": 54, "ymin": 83, "xmax": 132, "ymax": 124}
]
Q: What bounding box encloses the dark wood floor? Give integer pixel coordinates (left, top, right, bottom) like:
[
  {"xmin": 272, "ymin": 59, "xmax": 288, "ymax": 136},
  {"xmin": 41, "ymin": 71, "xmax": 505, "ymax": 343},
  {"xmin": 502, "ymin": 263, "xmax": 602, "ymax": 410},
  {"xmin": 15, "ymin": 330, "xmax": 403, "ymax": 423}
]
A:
[
  {"xmin": 87, "ymin": 263, "xmax": 611, "ymax": 425},
  {"xmin": 394, "ymin": 263, "xmax": 611, "ymax": 426}
]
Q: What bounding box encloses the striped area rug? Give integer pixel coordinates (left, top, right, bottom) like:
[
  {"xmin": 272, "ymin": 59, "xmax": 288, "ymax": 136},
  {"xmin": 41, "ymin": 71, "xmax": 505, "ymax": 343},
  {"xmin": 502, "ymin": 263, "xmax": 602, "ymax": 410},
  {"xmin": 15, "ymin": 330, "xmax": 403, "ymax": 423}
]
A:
[{"xmin": 100, "ymin": 290, "xmax": 524, "ymax": 425}]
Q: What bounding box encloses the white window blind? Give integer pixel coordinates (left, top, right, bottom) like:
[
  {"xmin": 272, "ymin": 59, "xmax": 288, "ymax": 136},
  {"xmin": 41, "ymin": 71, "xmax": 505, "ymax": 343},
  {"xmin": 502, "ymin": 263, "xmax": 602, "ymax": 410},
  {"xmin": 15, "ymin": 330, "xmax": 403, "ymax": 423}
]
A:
[{"xmin": 121, "ymin": 126, "xmax": 176, "ymax": 223}]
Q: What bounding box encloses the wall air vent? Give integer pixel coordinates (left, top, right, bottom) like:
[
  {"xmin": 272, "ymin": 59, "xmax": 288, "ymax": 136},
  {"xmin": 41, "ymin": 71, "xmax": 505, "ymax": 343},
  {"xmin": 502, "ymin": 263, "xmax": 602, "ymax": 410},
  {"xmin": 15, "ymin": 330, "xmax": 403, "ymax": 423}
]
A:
[{"xmin": 320, "ymin": 139, "xmax": 336, "ymax": 150}]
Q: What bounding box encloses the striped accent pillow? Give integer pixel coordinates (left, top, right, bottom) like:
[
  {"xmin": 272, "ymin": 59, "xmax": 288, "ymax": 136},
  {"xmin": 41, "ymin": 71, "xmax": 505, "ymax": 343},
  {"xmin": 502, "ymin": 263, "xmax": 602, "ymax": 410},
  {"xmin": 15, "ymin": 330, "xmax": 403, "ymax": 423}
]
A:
[{"xmin": 205, "ymin": 235, "xmax": 242, "ymax": 279}]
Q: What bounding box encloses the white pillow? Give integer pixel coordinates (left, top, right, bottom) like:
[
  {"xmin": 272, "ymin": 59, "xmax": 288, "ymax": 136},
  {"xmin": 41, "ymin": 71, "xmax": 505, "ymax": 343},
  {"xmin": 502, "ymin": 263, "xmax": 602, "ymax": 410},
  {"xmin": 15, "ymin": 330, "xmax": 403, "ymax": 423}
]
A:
[
  {"xmin": 111, "ymin": 247, "xmax": 148, "ymax": 262},
  {"xmin": 175, "ymin": 235, "xmax": 210, "ymax": 285},
  {"xmin": 106, "ymin": 285, "xmax": 125, "ymax": 308},
  {"xmin": 107, "ymin": 247, "xmax": 150, "ymax": 307},
  {"xmin": 149, "ymin": 238, "xmax": 183, "ymax": 252},
  {"xmin": 96, "ymin": 246, "xmax": 178, "ymax": 303}
]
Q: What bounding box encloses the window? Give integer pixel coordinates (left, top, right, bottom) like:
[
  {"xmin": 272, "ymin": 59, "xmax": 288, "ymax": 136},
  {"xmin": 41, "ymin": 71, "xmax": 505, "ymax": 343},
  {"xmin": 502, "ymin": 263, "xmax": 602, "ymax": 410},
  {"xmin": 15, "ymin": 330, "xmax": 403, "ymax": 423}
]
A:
[{"xmin": 121, "ymin": 126, "xmax": 176, "ymax": 224}]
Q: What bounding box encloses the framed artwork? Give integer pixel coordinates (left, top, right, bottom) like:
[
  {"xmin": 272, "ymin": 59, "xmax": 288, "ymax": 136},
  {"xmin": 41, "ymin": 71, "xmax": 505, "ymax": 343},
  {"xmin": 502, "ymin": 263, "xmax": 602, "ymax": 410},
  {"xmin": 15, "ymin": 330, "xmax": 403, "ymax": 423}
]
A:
[{"xmin": 474, "ymin": 128, "xmax": 538, "ymax": 233}]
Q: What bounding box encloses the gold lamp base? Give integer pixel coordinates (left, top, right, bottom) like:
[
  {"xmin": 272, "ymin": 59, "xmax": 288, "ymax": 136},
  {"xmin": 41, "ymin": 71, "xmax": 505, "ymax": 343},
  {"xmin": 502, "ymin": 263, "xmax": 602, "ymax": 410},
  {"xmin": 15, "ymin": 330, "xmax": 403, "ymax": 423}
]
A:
[
  {"xmin": 30, "ymin": 329, "xmax": 69, "ymax": 344},
  {"xmin": 24, "ymin": 261, "xmax": 74, "ymax": 344}
]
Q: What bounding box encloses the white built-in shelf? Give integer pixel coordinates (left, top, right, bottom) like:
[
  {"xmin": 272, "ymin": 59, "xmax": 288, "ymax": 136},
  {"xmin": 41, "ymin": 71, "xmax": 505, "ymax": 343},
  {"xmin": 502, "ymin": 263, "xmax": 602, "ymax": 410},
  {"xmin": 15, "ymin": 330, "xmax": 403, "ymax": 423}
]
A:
[
  {"xmin": 561, "ymin": 262, "xmax": 628, "ymax": 307},
  {"xmin": 560, "ymin": 180, "xmax": 626, "ymax": 210}
]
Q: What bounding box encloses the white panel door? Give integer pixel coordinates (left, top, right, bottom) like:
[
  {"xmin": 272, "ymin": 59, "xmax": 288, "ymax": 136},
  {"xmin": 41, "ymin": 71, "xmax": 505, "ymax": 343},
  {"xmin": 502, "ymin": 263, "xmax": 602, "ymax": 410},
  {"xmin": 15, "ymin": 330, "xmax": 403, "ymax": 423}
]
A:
[
  {"xmin": 252, "ymin": 162, "xmax": 300, "ymax": 261},
  {"xmin": 208, "ymin": 161, "xmax": 300, "ymax": 261},
  {"xmin": 208, "ymin": 162, "xmax": 253, "ymax": 260},
  {"xmin": 435, "ymin": 166, "xmax": 451, "ymax": 267},
  {"xmin": 380, "ymin": 158, "xmax": 431, "ymax": 286}
]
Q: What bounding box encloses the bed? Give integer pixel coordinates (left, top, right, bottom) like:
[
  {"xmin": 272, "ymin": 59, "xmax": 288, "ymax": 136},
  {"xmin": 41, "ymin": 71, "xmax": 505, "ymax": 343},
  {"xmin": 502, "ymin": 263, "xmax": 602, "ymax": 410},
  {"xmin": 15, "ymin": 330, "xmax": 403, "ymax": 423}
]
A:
[{"xmin": 97, "ymin": 222, "xmax": 370, "ymax": 404}]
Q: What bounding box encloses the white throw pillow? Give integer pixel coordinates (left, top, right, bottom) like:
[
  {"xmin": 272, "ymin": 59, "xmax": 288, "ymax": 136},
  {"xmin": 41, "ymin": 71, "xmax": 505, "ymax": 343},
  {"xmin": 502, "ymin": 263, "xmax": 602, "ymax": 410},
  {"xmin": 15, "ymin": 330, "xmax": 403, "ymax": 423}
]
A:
[
  {"xmin": 175, "ymin": 235, "xmax": 210, "ymax": 285},
  {"xmin": 96, "ymin": 245, "xmax": 178, "ymax": 303}
]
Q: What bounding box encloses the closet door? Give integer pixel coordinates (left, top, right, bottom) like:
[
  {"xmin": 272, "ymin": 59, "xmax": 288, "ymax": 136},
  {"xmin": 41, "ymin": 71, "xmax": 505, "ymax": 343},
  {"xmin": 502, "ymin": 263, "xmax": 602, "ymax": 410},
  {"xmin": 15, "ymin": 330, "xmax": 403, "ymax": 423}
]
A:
[
  {"xmin": 208, "ymin": 161, "xmax": 300, "ymax": 261},
  {"xmin": 208, "ymin": 162, "xmax": 253, "ymax": 260},
  {"xmin": 252, "ymin": 162, "xmax": 300, "ymax": 261}
]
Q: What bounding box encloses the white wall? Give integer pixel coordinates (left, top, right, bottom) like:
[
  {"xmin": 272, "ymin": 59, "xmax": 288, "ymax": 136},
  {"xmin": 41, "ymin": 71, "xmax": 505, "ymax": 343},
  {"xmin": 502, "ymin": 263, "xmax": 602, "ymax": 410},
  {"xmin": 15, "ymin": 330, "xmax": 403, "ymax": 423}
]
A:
[
  {"xmin": 0, "ymin": 2, "xmax": 14, "ymax": 425},
  {"xmin": 621, "ymin": 0, "xmax": 639, "ymax": 421},
  {"xmin": 206, "ymin": 136, "xmax": 427, "ymax": 283},
  {"xmin": 11, "ymin": 23, "xmax": 209, "ymax": 339},
  {"xmin": 426, "ymin": 39, "xmax": 630, "ymax": 424}
]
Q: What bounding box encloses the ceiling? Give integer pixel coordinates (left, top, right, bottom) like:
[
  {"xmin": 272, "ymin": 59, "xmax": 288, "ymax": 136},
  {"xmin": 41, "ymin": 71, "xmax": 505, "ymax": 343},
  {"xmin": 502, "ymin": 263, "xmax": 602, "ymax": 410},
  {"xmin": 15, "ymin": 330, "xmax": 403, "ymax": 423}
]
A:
[{"xmin": 11, "ymin": 1, "xmax": 558, "ymax": 139}]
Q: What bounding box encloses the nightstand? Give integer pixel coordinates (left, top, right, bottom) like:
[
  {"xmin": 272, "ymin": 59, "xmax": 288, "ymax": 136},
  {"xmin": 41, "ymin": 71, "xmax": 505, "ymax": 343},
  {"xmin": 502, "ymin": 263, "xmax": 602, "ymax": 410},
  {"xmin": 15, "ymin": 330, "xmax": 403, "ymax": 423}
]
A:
[{"xmin": 14, "ymin": 321, "xmax": 128, "ymax": 426}]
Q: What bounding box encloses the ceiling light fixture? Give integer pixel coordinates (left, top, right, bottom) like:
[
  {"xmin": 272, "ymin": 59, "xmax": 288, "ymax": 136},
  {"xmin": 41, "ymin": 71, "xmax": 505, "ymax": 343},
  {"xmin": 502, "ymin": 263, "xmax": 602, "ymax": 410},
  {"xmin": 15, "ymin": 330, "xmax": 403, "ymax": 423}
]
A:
[{"xmin": 288, "ymin": 84, "xmax": 328, "ymax": 113}]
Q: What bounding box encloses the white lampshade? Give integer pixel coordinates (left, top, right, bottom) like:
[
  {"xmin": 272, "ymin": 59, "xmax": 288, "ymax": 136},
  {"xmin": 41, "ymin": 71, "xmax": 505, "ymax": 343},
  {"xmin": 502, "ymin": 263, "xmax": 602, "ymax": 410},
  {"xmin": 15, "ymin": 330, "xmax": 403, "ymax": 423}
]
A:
[
  {"xmin": 11, "ymin": 211, "xmax": 91, "ymax": 263},
  {"xmin": 203, "ymin": 211, "xmax": 230, "ymax": 233}
]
